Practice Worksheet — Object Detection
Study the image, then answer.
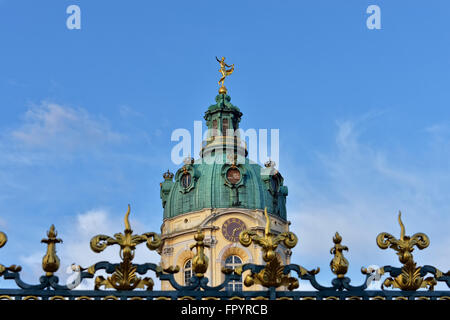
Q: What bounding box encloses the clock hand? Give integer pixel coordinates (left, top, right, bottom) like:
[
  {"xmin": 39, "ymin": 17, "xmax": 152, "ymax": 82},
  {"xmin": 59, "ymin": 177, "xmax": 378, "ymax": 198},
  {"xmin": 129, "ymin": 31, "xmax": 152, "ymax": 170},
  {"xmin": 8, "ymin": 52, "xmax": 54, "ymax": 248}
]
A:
[{"xmin": 232, "ymin": 226, "xmax": 243, "ymax": 237}]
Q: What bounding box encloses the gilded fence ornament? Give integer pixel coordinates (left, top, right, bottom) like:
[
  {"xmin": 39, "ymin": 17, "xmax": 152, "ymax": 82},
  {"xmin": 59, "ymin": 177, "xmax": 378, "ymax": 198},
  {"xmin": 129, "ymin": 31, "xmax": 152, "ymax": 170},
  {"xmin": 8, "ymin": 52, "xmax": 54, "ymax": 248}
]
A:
[
  {"xmin": 238, "ymin": 208, "xmax": 305, "ymax": 290},
  {"xmin": 0, "ymin": 231, "xmax": 21, "ymax": 276},
  {"xmin": 41, "ymin": 225, "xmax": 62, "ymax": 276},
  {"xmin": 376, "ymin": 211, "xmax": 437, "ymax": 291},
  {"xmin": 0, "ymin": 231, "xmax": 6, "ymax": 249},
  {"xmin": 330, "ymin": 232, "xmax": 349, "ymax": 278},
  {"xmin": 0, "ymin": 208, "xmax": 450, "ymax": 299},
  {"xmin": 240, "ymin": 208, "xmax": 297, "ymax": 262},
  {"xmin": 190, "ymin": 230, "xmax": 210, "ymax": 277},
  {"xmin": 89, "ymin": 205, "xmax": 162, "ymax": 290}
]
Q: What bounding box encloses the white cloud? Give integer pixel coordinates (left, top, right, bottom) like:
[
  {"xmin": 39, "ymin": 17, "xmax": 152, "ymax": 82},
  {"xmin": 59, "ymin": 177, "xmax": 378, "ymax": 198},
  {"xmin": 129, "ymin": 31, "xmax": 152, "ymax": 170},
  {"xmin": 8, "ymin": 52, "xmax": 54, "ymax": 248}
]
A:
[
  {"xmin": 119, "ymin": 105, "xmax": 143, "ymax": 118},
  {"xmin": 75, "ymin": 209, "xmax": 111, "ymax": 237},
  {"xmin": 426, "ymin": 122, "xmax": 450, "ymax": 136},
  {"xmin": 18, "ymin": 208, "xmax": 163, "ymax": 290},
  {"xmin": 18, "ymin": 251, "xmax": 45, "ymax": 283},
  {"xmin": 10, "ymin": 102, "xmax": 124, "ymax": 151},
  {"xmin": 286, "ymin": 116, "xmax": 450, "ymax": 290},
  {"xmin": 0, "ymin": 101, "xmax": 168, "ymax": 169}
]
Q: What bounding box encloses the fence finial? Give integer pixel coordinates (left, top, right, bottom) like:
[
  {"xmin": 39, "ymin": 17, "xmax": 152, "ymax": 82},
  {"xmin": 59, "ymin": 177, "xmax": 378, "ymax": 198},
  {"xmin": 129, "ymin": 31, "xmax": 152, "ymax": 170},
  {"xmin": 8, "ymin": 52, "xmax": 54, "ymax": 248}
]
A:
[
  {"xmin": 376, "ymin": 212, "xmax": 437, "ymax": 290},
  {"xmin": 238, "ymin": 207, "xmax": 301, "ymax": 290},
  {"xmin": 190, "ymin": 229, "xmax": 210, "ymax": 278},
  {"xmin": 0, "ymin": 231, "xmax": 21, "ymax": 276},
  {"xmin": 41, "ymin": 225, "xmax": 62, "ymax": 276},
  {"xmin": 89, "ymin": 204, "xmax": 162, "ymax": 290},
  {"xmin": 330, "ymin": 232, "xmax": 349, "ymax": 279}
]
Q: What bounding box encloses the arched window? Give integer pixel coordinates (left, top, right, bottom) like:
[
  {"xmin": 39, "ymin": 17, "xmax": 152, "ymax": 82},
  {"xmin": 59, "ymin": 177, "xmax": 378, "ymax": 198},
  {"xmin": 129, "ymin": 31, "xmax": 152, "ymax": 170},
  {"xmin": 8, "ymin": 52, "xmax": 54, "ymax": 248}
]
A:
[
  {"xmin": 184, "ymin": 259, "xmax": 192, "ymax": 285},
  {"xmin": 222, "ymin": 119, "xmax": 229, "ymax": 135},
  {"xmin": 225, "ymin": 255, "xmax": 242, "ymax": 291},
  {"xmin": 212, "ymin": 119, "xmax": 218, "ymax": 137}
]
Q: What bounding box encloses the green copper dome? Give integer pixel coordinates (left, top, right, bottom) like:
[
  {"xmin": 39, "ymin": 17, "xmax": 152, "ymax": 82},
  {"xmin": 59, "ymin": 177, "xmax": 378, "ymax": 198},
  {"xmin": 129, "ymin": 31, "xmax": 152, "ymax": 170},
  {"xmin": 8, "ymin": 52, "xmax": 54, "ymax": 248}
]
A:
[{"xmin": 160, "ymin": 94, "xmax": 288, "ymax": 221}]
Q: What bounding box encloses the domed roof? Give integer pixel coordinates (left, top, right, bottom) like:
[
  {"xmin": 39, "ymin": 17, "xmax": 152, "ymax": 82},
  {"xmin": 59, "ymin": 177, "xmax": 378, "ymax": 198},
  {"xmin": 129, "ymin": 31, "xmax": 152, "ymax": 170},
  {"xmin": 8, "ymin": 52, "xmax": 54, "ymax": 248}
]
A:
[{"xmin": 160, "ymin": 94, "xmax": 288, "ymax": 221}]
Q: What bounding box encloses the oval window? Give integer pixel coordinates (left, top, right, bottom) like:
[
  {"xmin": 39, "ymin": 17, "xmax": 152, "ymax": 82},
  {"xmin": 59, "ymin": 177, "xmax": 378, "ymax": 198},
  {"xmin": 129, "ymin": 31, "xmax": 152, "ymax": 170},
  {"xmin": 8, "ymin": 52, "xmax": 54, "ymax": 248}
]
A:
[
  {"xmin": 227, "ymin": 168, "xmax": 241, "ymax": 185},
  {"xmin": 181, "ymin": 173, "xmax": 192, "ymax": 188}
]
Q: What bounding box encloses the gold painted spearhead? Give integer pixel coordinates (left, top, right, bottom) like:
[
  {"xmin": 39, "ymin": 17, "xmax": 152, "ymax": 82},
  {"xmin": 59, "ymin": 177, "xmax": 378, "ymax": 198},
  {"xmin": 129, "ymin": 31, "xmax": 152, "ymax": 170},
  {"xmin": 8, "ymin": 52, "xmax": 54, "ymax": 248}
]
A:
[
  {"xmin": 190, "ymin": 229, "xmax": 210, "ymax": 277},
  {"xmin": 41, "ymin": 225, "xmax": 63, "ymax": 276},
  {"xmin": 330, "ymin": 232, "xmax": 349, "ymax": 278}
]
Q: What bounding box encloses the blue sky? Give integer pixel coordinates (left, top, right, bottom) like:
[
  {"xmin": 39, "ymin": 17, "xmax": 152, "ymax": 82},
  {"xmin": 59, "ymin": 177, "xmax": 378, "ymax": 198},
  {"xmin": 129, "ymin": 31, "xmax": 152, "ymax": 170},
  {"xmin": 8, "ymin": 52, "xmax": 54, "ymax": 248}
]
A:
[{"xmin": 0, "ymin": 0, "xmax": 449, "ymax": 289}]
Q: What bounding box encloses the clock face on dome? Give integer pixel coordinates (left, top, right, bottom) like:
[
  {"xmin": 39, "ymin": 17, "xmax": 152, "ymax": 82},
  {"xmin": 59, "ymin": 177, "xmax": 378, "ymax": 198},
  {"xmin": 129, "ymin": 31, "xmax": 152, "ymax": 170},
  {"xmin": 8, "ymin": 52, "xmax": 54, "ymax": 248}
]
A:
[{"xmin": 222, "ymin": 218, "xmax": 246, "ymax": 242}]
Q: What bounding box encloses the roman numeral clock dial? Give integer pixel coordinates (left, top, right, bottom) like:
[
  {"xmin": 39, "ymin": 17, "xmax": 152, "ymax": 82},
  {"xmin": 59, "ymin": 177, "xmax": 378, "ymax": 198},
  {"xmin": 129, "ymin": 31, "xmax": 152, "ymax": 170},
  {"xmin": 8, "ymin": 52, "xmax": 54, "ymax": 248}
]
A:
[{"xmin": 221, "ymin": 218, "xmax": 246, "ymax": 242}]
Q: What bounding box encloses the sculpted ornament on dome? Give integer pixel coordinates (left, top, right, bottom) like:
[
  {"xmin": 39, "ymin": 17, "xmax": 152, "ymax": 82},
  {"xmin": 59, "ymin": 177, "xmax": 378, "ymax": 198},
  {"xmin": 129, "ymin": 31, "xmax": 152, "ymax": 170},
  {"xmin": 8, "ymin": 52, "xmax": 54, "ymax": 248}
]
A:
[
  {"xmin": 183, "ymin": 157, "xmax": 195, "ymax": 165},
  {"xmin": 216, "ymin": 56, "xmax": 234, "ymax": 95},
  {"xmin": 163, "ymin": 170, "xmax": 174, "ymax": 180}
]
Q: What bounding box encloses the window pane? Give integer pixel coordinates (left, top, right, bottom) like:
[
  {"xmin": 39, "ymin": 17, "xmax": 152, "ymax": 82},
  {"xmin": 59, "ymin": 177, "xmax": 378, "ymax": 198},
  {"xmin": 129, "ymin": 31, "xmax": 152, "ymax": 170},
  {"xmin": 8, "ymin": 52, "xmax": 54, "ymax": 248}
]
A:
[
  {"xmin": 181, "ymin": 174, "xmax": 191, "ymax": 188},
  {"xmin": 184, "ymin": 259, "xmax": 192, "ymax": 285},
  {"xmin": 224, "ymin": 255, "xmax": 243, "ymax": 292}
]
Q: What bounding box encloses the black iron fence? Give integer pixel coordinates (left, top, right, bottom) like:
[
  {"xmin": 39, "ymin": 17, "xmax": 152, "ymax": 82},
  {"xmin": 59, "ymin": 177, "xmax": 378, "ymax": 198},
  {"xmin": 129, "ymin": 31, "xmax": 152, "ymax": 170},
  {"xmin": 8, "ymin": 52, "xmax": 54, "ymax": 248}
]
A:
[{"xmin": 0, "ymin": 206, "xmax": 449, "ymax": 300}]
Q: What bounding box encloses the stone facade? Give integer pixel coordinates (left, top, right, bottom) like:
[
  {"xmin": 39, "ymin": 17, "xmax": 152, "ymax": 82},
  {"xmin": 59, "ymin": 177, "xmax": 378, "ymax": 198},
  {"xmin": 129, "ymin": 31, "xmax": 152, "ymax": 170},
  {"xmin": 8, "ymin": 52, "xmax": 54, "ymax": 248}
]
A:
[{"xmin": 160, "ymin": 208, "xmax": 290, "ymax": 290}]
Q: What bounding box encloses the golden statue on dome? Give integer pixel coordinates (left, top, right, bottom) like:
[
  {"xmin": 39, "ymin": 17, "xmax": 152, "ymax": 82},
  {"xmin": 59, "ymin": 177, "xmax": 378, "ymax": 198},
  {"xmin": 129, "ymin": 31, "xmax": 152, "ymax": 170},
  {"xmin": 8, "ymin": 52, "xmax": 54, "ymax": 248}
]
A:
[{"xmin": 216, "ymin": 56, "xmax": 234, "ymax": 94}]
